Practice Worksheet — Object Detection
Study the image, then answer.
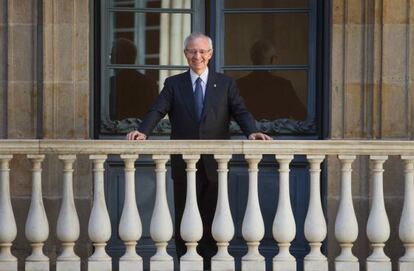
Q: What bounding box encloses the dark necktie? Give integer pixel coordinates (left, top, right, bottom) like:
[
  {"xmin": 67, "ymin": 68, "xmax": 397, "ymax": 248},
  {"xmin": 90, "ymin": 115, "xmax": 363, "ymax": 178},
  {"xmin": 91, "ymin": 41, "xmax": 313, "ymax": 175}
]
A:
[{"xmin": 194, "ymin": 77, "xmax": 203, "ymax": 121}]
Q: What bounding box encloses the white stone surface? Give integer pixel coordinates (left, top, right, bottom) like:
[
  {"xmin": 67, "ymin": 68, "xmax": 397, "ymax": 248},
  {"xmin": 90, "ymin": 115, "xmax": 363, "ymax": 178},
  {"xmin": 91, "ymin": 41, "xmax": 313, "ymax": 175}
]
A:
[
  {"xmin": 25, "ymin": 155, "xmax": 49, "ymax": 263},
  {"xmin": 25, "ymin": 261, "xmax": 49, "ymax": 271},
  {"xmin": 56, "ymin": 261, "xmax": 80, "ymax": 271},
  {"xmin": 57, "ymin": 155, "xmax": 80, "ymax": 262},
  {"xmin": 211, "ymin": 258, "xmax": 235, "ymax": 271},
  {"xmin": 367, "ymin": 156, "xmax": 390, "ymax": 262},
  {"xmin": 273, "ymin": 155, "xmax": 296, "ymax": 264},
  {"xmin": 0, "ymin": 156, "xmax": 17, "ymax": 263},
  {"xmin": 87, "ymin": 261, "xmax": 111, "ymax": 271},
  {"xmin": 304, "ymin": 155, "xmax": 327, "ymax": 262},
  {"xmin": 273, "ymin": 260, "xmax": 296, "ymax": 271},
  {"xmin": 335, "ymin": 156, "xmax": 359, "ymax": 263},
  {"xmin": 119, "ymin": 260, "xmax": 142, "ymax": 271},
  {"xmin": 242, "ymin": 155, "xmax": 265, "ymax": 266},
  {"xmin": 399, "ymin": 262, "xmax": 414, "ymax": 271},
  {"xmin": 366, "ymin": 261, "xmax": 391, "ymax": 271},
  {"xmin": 150, "ymin": 155, "xmax": 173, "ymax": 263},
  {"xmin": 304, "ymin": 260, "xmax": 328, "ymax": 271},
  {"xmin": 335, "ymin": 261, "xmax": 359, "ymax": 271},
  {"xmin": 0, "ymin": 261, "xmax": 17, "ymax": 271},
  {"xmin": 399, "ymin": 157, "xmax": 414, "ymax": 264},
  {"xmin": 180, "ymin": 155, "xmax": 203, "ymax": 259},
  {"xmin": 180, "ymin": 259, "xmax": 203, "ymax": 271},
  {"xmin": 150, "ymin": 259, "xmax": 174, "ymax": 271},
  {"xmin": 242, "ymin": 259, "xmax": 265, "ymax": 271},
  {"xmin": 88, "ymin": 155, "xmax": 111, "ymax": 262}
]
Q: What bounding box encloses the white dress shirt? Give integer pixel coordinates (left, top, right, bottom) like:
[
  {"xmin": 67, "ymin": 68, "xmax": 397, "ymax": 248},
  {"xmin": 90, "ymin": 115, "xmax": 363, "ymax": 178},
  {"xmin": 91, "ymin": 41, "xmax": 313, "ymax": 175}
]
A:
[{"xmin": 190, "ymin": 68, "xmax": 209, "ymax": 99}]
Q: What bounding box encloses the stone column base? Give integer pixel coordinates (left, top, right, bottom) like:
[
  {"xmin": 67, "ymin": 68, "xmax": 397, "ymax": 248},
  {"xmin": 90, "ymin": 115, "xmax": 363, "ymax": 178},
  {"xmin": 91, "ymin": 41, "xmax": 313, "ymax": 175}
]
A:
[
  {"xmin": 304, "ymin": 259, "xmax": 328, "ymax": 271},
  {"xmin": 25, "ymin": 261, "xmax": 49, "ymax": 271},
  {"xmin": 273, "ymin": 260, "xmax": 296, "ymax": 271},
  {"xmin": 366, "ymin": 261, "xmax": 391, "ymax": 271},
  {"xmin": 242, "ymin": 259, "xmax": 265, "ymax": 271},
  {"xmin": 211, "ymin": 259, "xmax": 235, "ymax": 271},
  {"xmin": 0, "ymin": 261, "xmax": 17, "ymax": 271},
  {"xmin": 399, "ymin": 262, "xmax": 414, "ymax": 271},
  {"xmin": 56, "ymin": 260, "xmax": 80, "ymax": 271},
  {"xmin": 335, "ymin": 261, "xmax": 359, "ymax": 271},
  {"xmin": 88, "ymin": 260, "xmax": 111, "ymax": 271},
  {"xmin": 150, "ymin": 259, "xmax": 174, "ymax": 271},
  {"xmin": 119, "ymin": 259, "xmax": 142, "ymax": 271},
  {"xmin": 180, "ymin": 259, "xmax": 203, "ymax": 271}
]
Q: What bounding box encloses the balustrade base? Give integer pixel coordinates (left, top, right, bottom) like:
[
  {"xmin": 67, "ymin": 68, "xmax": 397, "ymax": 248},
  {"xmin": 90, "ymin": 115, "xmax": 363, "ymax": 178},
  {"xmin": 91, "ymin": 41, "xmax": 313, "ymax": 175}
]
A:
[
  {"xmin": 273, "ymin": 260, "xmax": 296, "ymax": 271},
  {"xmin": 242, "ymin": 259, "xmax": 265, "ymax": 271},
  {"xmin": 150, "ymin": 259, "xmax": 174, "ymax": 271},
  {"xmin": 25, "ymin": 261, "xmax": 49, "ymax": 271},
  {"xmin": 335, "ymin": 261, "xmax": 359, "ymax": 271},
  {"xmin": 119, "ymin": 260, "xmax": 143, "ymax": 271},
  {"xmin": 0, "ymin": 261, "xmax": 17, "ymax": 271},
  {"xmin": 304, "ymin": 260, "xmax": 328, "ymax": 271},
  {"xmin": 88, "ymin": 260, "xmax": 111, "ymax": 271},
  {"xmin": 366, "ymin": 261, "xmax": 391, "ymax": 271},
  {"xmin": 399, "ymin": 262, "xmax": 414, "ymax": 271},
  {"xmin": 180, "ymin": 260, "xmax": 203, "ymax": 271},
  {"xmin": 211, "ymin": 259, "xmax": 235, "ymax": 271},
  {"xmin": 56, "ymin": 260, "xmax": 80, "ymax": 271}
]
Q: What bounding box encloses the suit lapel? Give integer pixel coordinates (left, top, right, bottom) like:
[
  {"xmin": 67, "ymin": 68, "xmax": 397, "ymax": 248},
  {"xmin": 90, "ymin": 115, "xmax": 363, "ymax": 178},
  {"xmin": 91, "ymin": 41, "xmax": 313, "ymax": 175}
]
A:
[
  {"xmin": 201, "ymin": 71, "xmax": 216, "ymax": 120},
  {"xmin": 180, "ymin": 70, "xmax": 197, "ymax": 120}
]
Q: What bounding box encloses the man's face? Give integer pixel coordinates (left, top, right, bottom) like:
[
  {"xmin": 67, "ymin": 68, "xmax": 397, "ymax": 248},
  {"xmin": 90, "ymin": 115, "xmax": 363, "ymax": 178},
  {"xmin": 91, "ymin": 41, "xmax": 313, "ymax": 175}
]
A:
[{"xmin": 184, "ymin": 37, "xmax": 213, "ymax": 75}]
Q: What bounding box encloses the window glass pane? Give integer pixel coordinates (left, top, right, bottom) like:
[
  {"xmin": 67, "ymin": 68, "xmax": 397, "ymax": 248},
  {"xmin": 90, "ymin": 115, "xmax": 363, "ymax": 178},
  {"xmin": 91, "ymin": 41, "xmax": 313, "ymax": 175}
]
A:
[
  {"xmin": 224, "ymin": 0, "xmax": 308, "ymax": 8},
  {"xmin": 111, "ymin": 0, "xmax": 189, "ymax": 8},
  {"xmin": 224, "ymin": 13, "xmax": 308, "ymax": 65},
  {"xmin": 109, "ymin": 12, "xmax": 191, "ymax": 66},
  {"xmin": 104, "ymin": 69, "xmax": 186, "ymax": 120},
  {"xmin": 226, "ymin": 70, "xmax": 308, "ymax": 121}
]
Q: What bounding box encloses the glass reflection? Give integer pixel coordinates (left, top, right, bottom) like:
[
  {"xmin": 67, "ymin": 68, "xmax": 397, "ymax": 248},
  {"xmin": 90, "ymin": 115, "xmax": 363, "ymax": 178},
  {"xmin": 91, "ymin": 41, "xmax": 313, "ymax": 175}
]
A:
[
  {"xmin": 224, "ymin": 0, "xmax": 308, "ymax": 9},
  {"xmin": 224, "ymin": 13, "xmax": 308, "ymax": 65},
  {"xmin": 109, "ymin": 39, "xmax": 159, "ymax": 120},
  {"xmin": 109, "ymin": 12, "xmax": 191, "ymax": 66},
  {"xmin": 228, "ymin": 69, "xmax": 308, "ymax": 121}
]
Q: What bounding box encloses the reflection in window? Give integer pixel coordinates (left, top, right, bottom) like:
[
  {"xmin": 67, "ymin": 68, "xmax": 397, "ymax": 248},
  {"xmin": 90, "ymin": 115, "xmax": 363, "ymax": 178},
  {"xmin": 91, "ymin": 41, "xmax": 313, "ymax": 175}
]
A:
[
  {"xmin": 224, "ymin": 13, "xmax": 309, "ymax": 65},
  {"xmin": 103, "ymin": 0, "xmax": 191, "ymax": 122}
]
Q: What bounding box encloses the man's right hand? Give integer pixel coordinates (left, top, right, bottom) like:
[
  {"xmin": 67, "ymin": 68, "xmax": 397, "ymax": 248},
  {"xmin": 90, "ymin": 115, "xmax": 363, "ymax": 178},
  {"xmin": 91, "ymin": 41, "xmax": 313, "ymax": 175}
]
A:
[{"xmin": 126, "ymin": 130, "xmax": 147, "ymax": 140}]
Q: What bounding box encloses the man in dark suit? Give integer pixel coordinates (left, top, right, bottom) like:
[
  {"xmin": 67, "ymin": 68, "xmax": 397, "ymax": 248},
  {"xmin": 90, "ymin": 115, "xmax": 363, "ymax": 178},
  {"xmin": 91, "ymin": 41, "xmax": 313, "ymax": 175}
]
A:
[{"xmin": 127, "ymin": 32, "xmax": 271, "ymax": 269}]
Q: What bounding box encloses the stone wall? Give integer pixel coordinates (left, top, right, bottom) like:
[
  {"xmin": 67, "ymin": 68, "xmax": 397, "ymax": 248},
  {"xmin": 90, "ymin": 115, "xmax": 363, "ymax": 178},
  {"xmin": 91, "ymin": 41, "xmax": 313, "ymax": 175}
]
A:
[
  {"xmin": 329, "ymin": 0, "xmax": 414, "ymax": 269},
  {"xmin": 1, "ymin": 1, "xmax": 93, "ymax": 269}
]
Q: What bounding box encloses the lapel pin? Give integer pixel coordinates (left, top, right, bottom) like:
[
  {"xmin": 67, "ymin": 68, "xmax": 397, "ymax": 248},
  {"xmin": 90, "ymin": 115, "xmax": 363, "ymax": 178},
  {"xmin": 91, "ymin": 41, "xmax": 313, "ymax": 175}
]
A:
[{"xmin": 214, "ymin": 84, "xmax": 217, "ymax": 87}]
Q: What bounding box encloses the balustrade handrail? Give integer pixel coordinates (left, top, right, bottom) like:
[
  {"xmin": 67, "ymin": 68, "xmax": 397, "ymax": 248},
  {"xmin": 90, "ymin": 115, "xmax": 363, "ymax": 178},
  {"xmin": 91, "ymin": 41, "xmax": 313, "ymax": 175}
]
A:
[{"xmin": 1, "ymin": 139, "xmax": 414, "ymax": 155}]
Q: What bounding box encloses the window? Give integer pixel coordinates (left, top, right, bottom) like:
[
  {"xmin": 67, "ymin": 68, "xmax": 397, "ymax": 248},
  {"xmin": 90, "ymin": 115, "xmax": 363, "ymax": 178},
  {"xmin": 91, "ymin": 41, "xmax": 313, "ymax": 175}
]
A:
[{"xmin": 98, "ymin": 0, "xmax": 320, "ymax": 137}]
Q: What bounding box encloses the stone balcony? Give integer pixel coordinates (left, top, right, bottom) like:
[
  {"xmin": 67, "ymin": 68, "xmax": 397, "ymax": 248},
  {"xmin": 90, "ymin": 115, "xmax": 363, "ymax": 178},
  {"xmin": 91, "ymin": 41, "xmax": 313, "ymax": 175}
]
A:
[{"xmin": 0, "ymin": 139, "xmax": 413, "ymax": 271}]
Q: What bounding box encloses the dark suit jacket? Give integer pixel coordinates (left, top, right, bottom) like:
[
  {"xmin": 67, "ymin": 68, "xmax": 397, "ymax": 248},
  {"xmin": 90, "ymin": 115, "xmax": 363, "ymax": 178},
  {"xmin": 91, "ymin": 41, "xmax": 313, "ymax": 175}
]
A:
[{"xmin": 138, "ymin": 70, "xmax": 258, "ymax": 180}]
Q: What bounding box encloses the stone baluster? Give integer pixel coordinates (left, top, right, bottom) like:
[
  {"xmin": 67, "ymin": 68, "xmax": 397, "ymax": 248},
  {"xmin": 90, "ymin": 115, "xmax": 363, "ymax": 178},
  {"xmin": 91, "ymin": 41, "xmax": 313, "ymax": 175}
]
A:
[
  {"xmin": 56, "ymin": 155, "xmax": 80, "ymax": 271},
  {"xmin": 25, "ymin": 155, "xmax": 49, "ymax": 271},
  {"xmin": 88, "ymin": 155, "xmax": 112, "ymax": 271},
  {"xmin": 211, "ymin": 155, "xmax": 234, "ymax": 271},
  {"xmin": 335, "ymin": 155, "xmax": 359, "ymax": 271},
  {"xmin": 399, "ymin": 156, "xmax": 414, "ymax": 271},
  {"xmin": 366, "ymin": 156, "xmax": 390, "ymax": 271},
  {"xmin": 242, "ymin": 155, "xmax": 265, "ymax": 271},
  {"xmin": 273, "ymin": 154, "xmax": 296, "ymax": 271},
  {"xmin": 119, "ymin": 154, "xmax": 142, "ymax": 271},
  {"xmin": 150, "ymin": 155, "xmax": 173, "ymax": 271},
  {"xmin": 304, "ymin": 155, "xmax": 327, "ymax": 271},
  {"xmin": 0, "ymin": 155, "xmax": 17, "ymax": 271},
  {"xmin": 180, "ymin": 155, "xmax": 203, "ymax": 271}
]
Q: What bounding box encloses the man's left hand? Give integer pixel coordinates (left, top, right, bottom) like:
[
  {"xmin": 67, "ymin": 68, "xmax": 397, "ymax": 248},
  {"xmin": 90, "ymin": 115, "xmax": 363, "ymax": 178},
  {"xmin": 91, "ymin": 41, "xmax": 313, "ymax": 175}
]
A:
[{"xmin": 248, "ymin": 132, "xmax": 272, "ymax": 140}]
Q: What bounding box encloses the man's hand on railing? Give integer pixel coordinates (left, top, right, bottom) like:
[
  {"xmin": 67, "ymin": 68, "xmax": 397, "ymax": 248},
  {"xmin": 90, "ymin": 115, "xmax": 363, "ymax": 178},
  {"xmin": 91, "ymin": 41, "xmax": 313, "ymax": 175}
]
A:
[
  {"xmin": 248, "ymin": 132, "xmax": 272, "ymax": 140},
  {"xmin": 126, "ymin": 130, "xmax": 147, "ymax": 140}
]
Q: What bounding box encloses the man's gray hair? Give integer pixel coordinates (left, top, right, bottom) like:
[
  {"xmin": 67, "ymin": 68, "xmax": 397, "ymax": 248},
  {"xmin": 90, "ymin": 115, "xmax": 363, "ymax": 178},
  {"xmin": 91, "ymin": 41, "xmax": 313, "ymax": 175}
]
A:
[
  {"xmin": 250, "ymin": 39, "xmax": 276, "ymax": 65},
  {"xmin": 184, "ymin": 32, "xmax": 213, "ymax": 50}
]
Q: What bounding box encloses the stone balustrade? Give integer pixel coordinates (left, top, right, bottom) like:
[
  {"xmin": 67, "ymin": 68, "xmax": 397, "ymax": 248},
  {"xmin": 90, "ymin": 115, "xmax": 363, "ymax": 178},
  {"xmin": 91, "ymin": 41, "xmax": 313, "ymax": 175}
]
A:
[{"xmin": 0, "ymin": 139, "xmax": 414, "ymax": 271}]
